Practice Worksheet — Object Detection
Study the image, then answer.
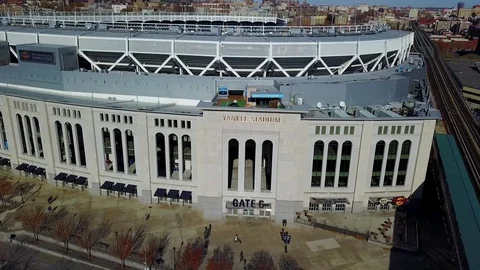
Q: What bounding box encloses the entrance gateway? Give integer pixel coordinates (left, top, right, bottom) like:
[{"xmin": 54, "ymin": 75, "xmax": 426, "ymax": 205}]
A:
[{"xmin": 225, "ymin": 198, "xmax": 273, "ymax": 219}]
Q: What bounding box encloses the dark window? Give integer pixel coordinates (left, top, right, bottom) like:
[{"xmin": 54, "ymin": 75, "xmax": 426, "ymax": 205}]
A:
[{"xmin": 311, "ymin": 141, "xmax": 324, "ymax": 187}]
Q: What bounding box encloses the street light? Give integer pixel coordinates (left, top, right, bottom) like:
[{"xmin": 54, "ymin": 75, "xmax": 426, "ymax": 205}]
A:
[{"xmin": 173, "ymin": 241, "xmax": 184, "ymax": 269}]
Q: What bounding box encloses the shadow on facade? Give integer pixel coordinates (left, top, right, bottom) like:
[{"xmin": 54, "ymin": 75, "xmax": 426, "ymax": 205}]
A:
[{"xmin": 388, "ymin": 158, "xmax": 458, "ymax": 270}]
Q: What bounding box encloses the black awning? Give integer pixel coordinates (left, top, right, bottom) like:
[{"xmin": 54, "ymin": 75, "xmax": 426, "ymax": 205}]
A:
[
  {"xmin": 167, "ymin": 189, "xmax": 179, "ymax": 199},
  {"xmin": 74, "ymin": 177, "xmax": 87, "ymax": 186},
  {"xmin": 100, "ymin": 181, "xmax": 114, "ymax": 190},
  {"xmin": 123, "ymin": 184, "xmax": 137, "ymax": 194},
  {"xmin": 154, "ymin": 188, "xmax": 167, "ymax": 198},
  {"xmin": 32, "ymin": 167, "xmax": 45, "ymax": 176},
  {"xmin": 54, "ymin": 172, "xmax": 68, "ymax": 180},
  {"xmin": 24, "ymin": 165, "xmax": 37, "ymax": 173},
  {"xmin": 112, "ymin": 183, "xmax": 125, "ymax": 192},
  {"xmin": 64, "ymin": 175, "xmax": 78, "ymax": 183},
  {"xmin": 15, "ymin": 163, "xmax": 29, "ymax": 171},
  {"xmin": 179, "ymin": 191, "xmax": 192, "ymax": 201}
]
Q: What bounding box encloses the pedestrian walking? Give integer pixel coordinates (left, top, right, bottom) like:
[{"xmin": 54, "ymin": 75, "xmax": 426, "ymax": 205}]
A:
[
  {"xmin": 234, "ymin": 234, "xmax": 242, "ymax": 243},
  {"xmin": 204, "ymin": 227, "xmax": 209, "ymax": 239},
  {"xmin": 240, "ymin": 251, "xmax": 244, "ymax": 262}
]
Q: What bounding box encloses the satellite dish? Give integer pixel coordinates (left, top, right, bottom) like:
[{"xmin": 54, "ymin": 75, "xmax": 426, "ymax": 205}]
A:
[
  {"xmin": 316, "ymin": 102, "xmax": 322, "ymax": 109},
  {"xmin": 339, "ymin": 101, "xmax": 346, "ymax": 108}
]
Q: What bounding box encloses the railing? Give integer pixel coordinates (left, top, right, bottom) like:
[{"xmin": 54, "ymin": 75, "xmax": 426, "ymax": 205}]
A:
[
  {"xmin": 2, "ymin": 10, "xmax": 278, "ymax": 18},
  {"xmin": 295, "ymin": 217, "xmax": 370, "ymax": 240},
  {"xmin": 0, "ymin": 10, "xmax": 279, "ymax": 24},
  {"xmin": 0, "ymin": 10, "xmax": 389, "ymax": 36}
]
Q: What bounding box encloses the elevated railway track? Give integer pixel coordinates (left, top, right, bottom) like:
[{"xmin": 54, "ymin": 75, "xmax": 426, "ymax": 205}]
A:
[
  {"xmin": 413, "ymin": 23, "xmax": 480, "ymax": 269},
  {"xmin": 412, "ymin": 23, "xmax": 480, "ymax": 198}
]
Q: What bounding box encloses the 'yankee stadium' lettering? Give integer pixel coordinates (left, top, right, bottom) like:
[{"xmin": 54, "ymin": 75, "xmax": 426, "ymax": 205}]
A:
[{"xmin": 223, "ymin": 115, "xmax": 281, "ymax": 123}]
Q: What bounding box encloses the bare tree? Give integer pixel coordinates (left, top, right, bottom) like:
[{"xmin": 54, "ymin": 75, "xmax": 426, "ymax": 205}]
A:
[
  {"xmin": 278, "ymin": 254, "xmax": 301, "ymax": 270},
  {"xmin": 79, "ymin": 220, "xmax": 113, "ymax": 258},
  {"xmin": 0, "ymin": 243, "xmax": 39, "ymax": 270},
  {"xmin": 206, "ymin": 244, "xmax": 234, "ymax": 270},
  {"xmin": 43, "ymin": 206, "xmax": 69, "ymax": 228},
  {"xmin": 113, "ymin": 226, "xmax": 147, "ymax": 268},
  {"xmin": 18, "ymin": 207, "xmax": 47, "ymax": 241},
  {"xmin": 176, "ymin": 238, "xmax": 205, "ymax": 270},
  {"xmin": 12, "ymin": 182, "xmax": 35, "ymax": 203},
  {"xmin": 246, "ymin": 250, "xmax": 276, "ymax": 270},
  {"xmin": 53, "ymin": 213, "xmax": 92, "ymax": 251},
  {"xmin": 0, "ymin": 180, "xmax": 14, "ymax": 206},
  {"xmin": 139, "ymin": 231, "xmax": 171, "ymax": 270}
]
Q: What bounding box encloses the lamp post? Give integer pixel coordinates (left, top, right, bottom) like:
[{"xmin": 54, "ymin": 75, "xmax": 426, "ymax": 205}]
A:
[{"xmin": 173, "ymin": 241, "xmax": 184, "ymax": 270}]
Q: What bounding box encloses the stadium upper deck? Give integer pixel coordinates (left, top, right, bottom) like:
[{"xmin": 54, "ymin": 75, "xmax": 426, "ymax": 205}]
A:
[{"xmin": 0, "ymin": 23, "xmax": 412, "ymax": 78}]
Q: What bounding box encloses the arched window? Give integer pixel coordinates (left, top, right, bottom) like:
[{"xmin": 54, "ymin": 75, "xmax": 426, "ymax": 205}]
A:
[
  {"xmin": 325, "ymin": 141, "xmax": 338, "ymax": 187},
  {"xmin": 24, "ymin": 116, "xmax": 34, "ymax": 156},
  {"xmin": 65, "ymin": 122, "xmax": 74, "ymax": 164},
  {"xmin": 370, "ymin": 141, "xmax": 385, "ymax": 187},
  {"xmin": 55, "ymin": 121, "xmax": 65, "ymax": 162},
  {"xmin": 156, "ymin": 133, "xmax": 166, "ymax": 177},
  {"xmin": 17, "ymin": 114, "xmax": 27, "ymax": 154},
  {"xmin": 75, "ymin": 124, "xmax": 86, "ymax": 166},
  {"xmin": 126, "ymin": 129, "xmax": 135, "ymax": 175},
  {"xmin": 339, "ymin": 141, "xmax": 352, "ymax": 187},
  {"xmin": 397, "ymin": 140, "xmax": 411, "ymax": 186},
  {"xmin": 228, "ymin": 139, "xmax": 239, "ymax": 190},
  {"xmin": 181, "ymin": 135, "xmax": 192, "ymax": 180},
  {"xmin": 0, "ymin": 112, "xmax": 7, "ymax": 150},
  {"xmin": 33, "ymin": 117, "xmax": 43, "ymax": 158},
  {"xmin": 113, "ymin": 129, "xmax": 124, "ymax": 172},
  {"xmin": 102, "ymin": 127, "xmax": 112, "ymax": 171},
  {"xmin": 168, "ymin": 134, "xmax": 178, "ymax": 179},
  {"xmin": 262, "ymin": 140, "xmax": 273, "ymax": 191},
  {"xmin": 384, "ymin": 140, "xmax": 398, "ymax": 186},
  {"xmin": 311, "ymin": 141, "xmax": 324, "ymax": 187},
  {"xmin": 244, "ymin": 139, "xmax": 256, "ymax": 191}
]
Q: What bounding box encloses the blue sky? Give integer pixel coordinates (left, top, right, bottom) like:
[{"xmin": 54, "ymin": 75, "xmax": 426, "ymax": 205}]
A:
[{"xmin": 306, "ymin": 0, "xmax": 478, "ymax": 8}]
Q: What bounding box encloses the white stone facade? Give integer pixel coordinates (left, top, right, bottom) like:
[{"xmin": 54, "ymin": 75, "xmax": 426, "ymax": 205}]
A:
[{"xmin": 0, "ymin": 95, "xmax": 436, "ymax": 223}]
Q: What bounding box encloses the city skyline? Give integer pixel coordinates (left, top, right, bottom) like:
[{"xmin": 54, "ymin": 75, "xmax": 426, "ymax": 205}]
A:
[{"xmin": 306, "ymin": 0, "xmax": 477, "ymax": 8}]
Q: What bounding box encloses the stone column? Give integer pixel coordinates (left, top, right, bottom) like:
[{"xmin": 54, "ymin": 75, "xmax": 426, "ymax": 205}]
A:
[
  {"xmin": 22, "ymin": 117, "xmax": 32, "ymax": 156},
  {"xmin": 334, "ymin": 143, "xmax": 342, "ymax": 187},
  {"xmin": 238, "ymin": 138, "xmax": 245, "ymax": 192},
  {"xmin": 321, "ymin": 143, "xmax": 328, "ymax": 188},
  {"xmin": 165, "ymin": 136, "xmax": 171, "ymax": 180},
  {"xmin": 62, "ymin": 123, "xmax": 70, "ymax": 164},
  {"xmin": 72, "ymin": 125, "xmax": 81, "ymax": 166},
  {"xmin": 379, "ymin": 141, "xmax": 389, "ymax": 187},
  {"xmin": 110, "ymin": 130, "xmax": 117, "ymax": 173},
  {"xmin": 392, "ymin": 142, "xmax": 402, "ymax": 187},
  {"xmin": 254, "ymin": 141, "xmax": 262, "ymax": 192},
  {"xmin": 178, "ymin": 135, "xmax": 183, "ymax": 181},
  {"xmin": 31, "ymin": 120, "xmax": 40, "ymax": 159},
  {"xmin": 122, "ymin": 130, "xmax": 128, "ymax": 174}
]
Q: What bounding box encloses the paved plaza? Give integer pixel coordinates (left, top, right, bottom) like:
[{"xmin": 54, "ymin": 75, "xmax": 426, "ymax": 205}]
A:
[{"xmin": 0, "ymin": 171, "xmax": 393, "ymax": 270}]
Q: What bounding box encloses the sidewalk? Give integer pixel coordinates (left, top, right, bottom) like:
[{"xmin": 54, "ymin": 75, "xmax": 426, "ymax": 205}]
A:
[{"xmin": 1, "ymin": 236, "xmax": 111, "ymax": 270}]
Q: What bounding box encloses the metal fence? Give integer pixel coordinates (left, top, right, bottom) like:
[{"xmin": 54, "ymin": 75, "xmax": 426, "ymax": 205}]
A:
[{"xmin": 295, "ymin": 217, "xmax": 370, "ymax": 241}]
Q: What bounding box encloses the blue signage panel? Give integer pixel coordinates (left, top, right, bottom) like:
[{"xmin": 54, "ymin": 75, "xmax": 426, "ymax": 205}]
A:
[
  {"xmin": 19, "ymin": 50, "xmax": 56, "ymax": 65},
  {"xmin": 218, "ymin": 85, "xmax": 228, "ymax": 95}
]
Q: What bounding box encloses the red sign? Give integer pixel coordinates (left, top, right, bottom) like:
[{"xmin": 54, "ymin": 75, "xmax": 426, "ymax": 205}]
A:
[{"xmin": 393, "ymin": 196, "xmax": 407, "ymax": 206}]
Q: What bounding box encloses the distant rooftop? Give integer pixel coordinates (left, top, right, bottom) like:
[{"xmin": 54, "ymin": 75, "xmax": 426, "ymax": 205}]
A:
[{"xmin": 447, "ymin": 59, "xmax": 480, "ymax": 90}]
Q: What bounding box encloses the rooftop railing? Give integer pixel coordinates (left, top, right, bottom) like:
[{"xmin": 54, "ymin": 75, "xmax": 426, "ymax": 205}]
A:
[{"xmin": 0, "ymin": 10, "xmax": 279, "ymax": 24}]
